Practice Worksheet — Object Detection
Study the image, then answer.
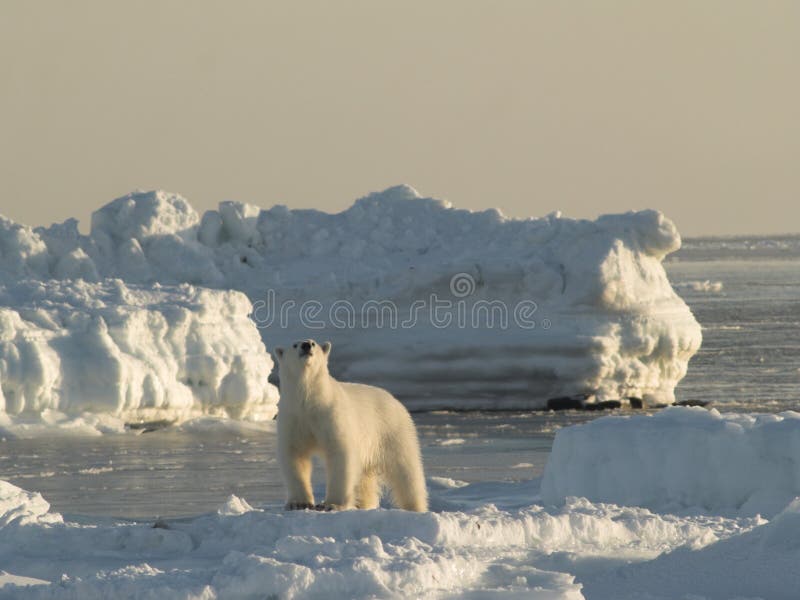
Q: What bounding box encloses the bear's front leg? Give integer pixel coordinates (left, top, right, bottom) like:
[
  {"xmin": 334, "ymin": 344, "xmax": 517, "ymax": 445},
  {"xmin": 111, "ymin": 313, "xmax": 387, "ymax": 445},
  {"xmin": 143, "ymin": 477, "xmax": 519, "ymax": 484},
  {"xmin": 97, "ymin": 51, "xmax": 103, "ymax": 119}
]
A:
[
  {"xmin": 278, "ymin": 441, "xmax": 315, "ymax": 510},
  {"xmin": 320, "ymin": 448, "xmax": 357, "ymax": 511}
]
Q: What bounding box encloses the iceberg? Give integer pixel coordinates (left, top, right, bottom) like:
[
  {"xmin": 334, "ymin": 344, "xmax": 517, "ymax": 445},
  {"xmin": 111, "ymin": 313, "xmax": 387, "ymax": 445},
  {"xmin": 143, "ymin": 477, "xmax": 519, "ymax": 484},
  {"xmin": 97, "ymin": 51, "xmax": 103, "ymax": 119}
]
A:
[{"xmin": 1, "ymin": 186, "xmax": 701, "ymax": 426}]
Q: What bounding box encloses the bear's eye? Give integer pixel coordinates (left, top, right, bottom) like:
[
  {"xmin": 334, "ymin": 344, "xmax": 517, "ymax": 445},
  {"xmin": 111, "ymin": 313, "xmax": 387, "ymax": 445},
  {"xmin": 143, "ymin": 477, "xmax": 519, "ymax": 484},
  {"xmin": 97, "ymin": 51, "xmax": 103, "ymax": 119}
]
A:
[{"xmin": 311, "ymin": 341, "xmax": 315, "ymax": 346}]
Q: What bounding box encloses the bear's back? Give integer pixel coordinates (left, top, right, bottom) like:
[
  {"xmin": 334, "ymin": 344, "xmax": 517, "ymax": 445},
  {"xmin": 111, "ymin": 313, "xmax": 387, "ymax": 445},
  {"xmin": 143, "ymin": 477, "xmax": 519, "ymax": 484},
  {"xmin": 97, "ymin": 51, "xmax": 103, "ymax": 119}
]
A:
[{"xmin": 337, "ymin": 381, "xmax": 412, "ymax": 426}]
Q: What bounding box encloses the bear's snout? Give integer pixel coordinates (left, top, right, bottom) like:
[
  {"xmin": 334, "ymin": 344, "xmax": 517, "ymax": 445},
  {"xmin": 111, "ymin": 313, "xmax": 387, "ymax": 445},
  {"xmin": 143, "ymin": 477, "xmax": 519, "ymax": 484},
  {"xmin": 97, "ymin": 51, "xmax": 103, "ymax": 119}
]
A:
[{"xmin": 300, "ymin": 341, "xmax": 312, "ymax": 356}]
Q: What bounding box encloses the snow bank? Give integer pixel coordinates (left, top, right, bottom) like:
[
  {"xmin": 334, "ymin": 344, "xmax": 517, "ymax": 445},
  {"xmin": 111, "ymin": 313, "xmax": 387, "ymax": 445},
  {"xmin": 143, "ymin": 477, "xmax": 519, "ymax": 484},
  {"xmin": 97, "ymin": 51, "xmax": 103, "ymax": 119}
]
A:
[
  {"xmin": 541, "ymin": 407, "xmax": 800, "ymax": 516},
  {"xmin": 0, "ymin": 479, "xmax": 760, "ymax": 599},
  {"xmin": 583, "ymin": 498, "xmax": 800, "ymax": 600},
  {"xmin": 0, "ymin": 480, "xmax": 60, "ymax": 527},
  {"xmin": 2, "ymin": 186, "xmax": 701, "ymax": 409},
  {"xmin": 0, "ymin": 280, "xmax": 278, "ymax": 433}
]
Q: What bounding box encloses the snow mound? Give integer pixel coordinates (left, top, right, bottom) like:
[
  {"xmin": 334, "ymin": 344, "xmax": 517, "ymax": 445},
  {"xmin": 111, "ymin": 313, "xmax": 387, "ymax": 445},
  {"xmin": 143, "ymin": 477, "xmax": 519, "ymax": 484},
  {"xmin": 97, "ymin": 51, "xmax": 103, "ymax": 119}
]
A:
[
  {"xmin": 0, "ymin": 479, "xmax": 760, "ymax": 599},
  {"xmin": 584, "ymin": 498, "xmax": 800, "ymax": 599},
  {"xmin": 91, "ymin": 190, "xmax": 200, "ymax": 243},
  {"xmin": 541, "ymin": 407, "xmax": 800, "ymax": 516},
  {"xmin": 2, "ymin": 186, "xmax": 701, "ymax": 409},
  {"xmin": 0, "ymin": 279, "xmax": 278, "ymax": 432},
  {"xmin": 0, "ymin": 480, "xmax": 61, "ymax": 527},
  {"xmin": 218, "ymin": 495, "xmax": 256, "ymax": 516}
]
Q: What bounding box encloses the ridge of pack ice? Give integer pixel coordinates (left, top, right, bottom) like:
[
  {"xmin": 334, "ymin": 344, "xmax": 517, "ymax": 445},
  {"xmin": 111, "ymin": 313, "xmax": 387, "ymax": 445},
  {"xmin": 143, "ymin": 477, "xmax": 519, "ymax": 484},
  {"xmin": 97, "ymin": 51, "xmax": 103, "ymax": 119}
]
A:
[{"xmin": 1, "ymin": 186, "xmax": 701, "ymax": 419}]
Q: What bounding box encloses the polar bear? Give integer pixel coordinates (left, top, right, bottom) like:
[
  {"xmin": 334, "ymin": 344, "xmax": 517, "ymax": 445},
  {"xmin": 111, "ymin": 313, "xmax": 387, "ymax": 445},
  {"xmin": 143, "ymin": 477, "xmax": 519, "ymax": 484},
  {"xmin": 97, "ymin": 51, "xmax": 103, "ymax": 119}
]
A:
[{"xmin": 274, "ymin": 339, "xmax": 428, "ymax": 512}]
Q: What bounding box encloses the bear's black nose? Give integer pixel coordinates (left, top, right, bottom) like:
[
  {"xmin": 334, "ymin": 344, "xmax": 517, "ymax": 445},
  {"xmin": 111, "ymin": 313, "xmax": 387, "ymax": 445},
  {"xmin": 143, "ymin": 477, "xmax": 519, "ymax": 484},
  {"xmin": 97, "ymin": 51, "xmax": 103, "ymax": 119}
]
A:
[{"xmin": 300, "ymin": 341, "xmax": 312, "ymax": 353}]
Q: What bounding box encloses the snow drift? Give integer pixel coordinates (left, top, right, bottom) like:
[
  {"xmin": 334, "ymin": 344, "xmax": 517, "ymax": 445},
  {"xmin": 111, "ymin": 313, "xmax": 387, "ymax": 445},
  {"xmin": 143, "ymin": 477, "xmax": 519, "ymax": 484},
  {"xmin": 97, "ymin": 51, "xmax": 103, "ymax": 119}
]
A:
[
  {"xmin": 541, "ymin": 406, "xmax": 800, "ymax": 516},
  {"xmin": 582, "ymin": 497, "xmax": 800, "ymax": 600},
  {"xmin": 0, "ymin": 478, "xmax": 765, "ymax": 599},
  {"xmin": 0, "ymin": 279, "xmax": 278, "ymax": 431},
  {"xmin": 0, "ymin": 186, "xmax": 700, "ymax": 418}
]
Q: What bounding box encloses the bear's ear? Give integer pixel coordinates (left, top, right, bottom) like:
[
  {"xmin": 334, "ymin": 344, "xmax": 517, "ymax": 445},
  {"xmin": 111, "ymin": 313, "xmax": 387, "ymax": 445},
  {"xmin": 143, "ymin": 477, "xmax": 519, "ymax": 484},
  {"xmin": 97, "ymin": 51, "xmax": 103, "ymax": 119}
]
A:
[
  {"xmin": 275, "ymin": 347, "xmax": 284, "ymax": 362},
  {"xmin": 322, "ymin": 341, "xmax": 332, "ymax": 356}
]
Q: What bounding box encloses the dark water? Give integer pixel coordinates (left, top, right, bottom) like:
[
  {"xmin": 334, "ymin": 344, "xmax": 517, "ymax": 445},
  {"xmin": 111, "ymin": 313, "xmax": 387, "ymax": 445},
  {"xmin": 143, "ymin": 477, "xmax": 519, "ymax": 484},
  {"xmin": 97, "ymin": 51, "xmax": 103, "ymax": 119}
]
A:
[
  {"xmin": 0, "ymin": 411, "xmax": 598, "ymax": 520},
  {"xmin": 666, "ymin": 259, "xmax": 800, "ymax": 413},
  {"xmin": 0, "ymin": 429, "xmax": 281, "ymax": 519}
]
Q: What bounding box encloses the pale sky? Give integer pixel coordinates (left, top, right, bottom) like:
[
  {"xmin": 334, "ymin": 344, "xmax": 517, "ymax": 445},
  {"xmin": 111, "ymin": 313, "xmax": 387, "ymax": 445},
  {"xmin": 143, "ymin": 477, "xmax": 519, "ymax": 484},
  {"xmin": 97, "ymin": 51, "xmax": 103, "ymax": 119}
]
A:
[{"xmin": 1, "ymin": 1, "xmax": 798, "ymax": 236}]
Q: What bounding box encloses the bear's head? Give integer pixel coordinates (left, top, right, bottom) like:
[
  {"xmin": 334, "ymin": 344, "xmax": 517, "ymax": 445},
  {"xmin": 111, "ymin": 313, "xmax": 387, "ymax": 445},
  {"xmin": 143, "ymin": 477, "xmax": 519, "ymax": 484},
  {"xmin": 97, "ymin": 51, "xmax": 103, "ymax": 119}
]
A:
[{"xmin": 274, "ymin": 339, "xmax": 332, "ymax": 381}]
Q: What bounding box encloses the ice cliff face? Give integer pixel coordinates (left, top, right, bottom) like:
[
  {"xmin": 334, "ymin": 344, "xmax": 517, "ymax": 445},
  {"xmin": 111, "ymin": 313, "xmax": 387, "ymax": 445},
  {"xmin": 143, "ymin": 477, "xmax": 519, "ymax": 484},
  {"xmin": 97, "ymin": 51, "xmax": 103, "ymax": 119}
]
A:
[
  {"xmin": 0, "ymin": 280, "xmax": 278, "ymax": 427},
  {"xmin": 0, "ymin": 186, "xmax": 701, "ymax": 425}
]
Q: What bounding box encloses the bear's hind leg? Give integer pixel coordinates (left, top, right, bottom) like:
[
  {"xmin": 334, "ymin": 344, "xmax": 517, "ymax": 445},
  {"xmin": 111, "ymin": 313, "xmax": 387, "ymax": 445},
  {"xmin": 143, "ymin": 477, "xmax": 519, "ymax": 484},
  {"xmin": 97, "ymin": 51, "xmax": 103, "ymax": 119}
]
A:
[
  {"xmin": 386, "ymin": 457, "xmax": 428, "ymax": 512},
  {"xmin": 356, "ymin": 473, "xmax": 380, "ymax": 509}
]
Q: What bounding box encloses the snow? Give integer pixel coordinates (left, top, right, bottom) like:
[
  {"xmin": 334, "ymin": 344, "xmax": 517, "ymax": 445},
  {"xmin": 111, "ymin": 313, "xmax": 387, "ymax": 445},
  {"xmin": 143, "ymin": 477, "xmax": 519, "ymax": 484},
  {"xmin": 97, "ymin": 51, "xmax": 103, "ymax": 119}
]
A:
[
  {"xmin": 1, "ymin": 186, "xmax": 701, "ymax": 428},
  {"xmin": 0, "ymin": 480, "xmax": 60, "ymax": 527},
  {"xmin": 542, "ymin": 406, "xmax": 800, "ymax": 517},
  {"xmin": 582, "ymin": 498, "xmax": 800, "ymax": 600},
  {"xmin": 0, "ymin": 475, "xmax": 769, "ymax": 599},
  {"xmin": 0, "ymin": 279, "xmax": 278, "ymax": 436},
  {"xmin": 4, "ymin": 407, "xmax": 800, "ymax": 597},
  {"xmin": 0, "ymin": 573, "xmax": 49, "ymax": 590}
]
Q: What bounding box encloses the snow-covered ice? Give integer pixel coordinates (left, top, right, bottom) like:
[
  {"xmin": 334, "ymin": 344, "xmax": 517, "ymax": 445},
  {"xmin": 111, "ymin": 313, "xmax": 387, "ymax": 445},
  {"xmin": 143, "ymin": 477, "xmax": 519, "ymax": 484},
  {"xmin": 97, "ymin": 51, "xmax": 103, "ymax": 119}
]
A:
[
  {"xmin": 542, "ymin": 406, "xmax": 800, "ymax": 517},
  {"xmin": 582, "ymin": 498, "xmax": 800, "ymax": 600},
  {"xmin": 0, "ymin": 460, "xmax": 790, "ymax": 599},
  {"xmin": 1, "ymin": 186, "xmax": 701, "ymax": 428},
  {"xmin": 4, "ymin": 407, "xmax": 800, "ymax": 598},
  {"xmin": 0, "ymin": 279, "xmax": 278, "ymax": 435},
  {"xmin": 0, "ymin": 478, "xmax": 755, "ymax": 599}
]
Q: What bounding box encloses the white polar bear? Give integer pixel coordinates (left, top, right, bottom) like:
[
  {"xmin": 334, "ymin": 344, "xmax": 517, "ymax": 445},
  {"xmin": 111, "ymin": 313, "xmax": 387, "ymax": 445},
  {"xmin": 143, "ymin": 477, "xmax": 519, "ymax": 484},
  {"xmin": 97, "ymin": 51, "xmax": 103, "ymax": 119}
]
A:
[{"xmin": 274, "ymin": 339, "xmax": 428, "ymax": 512}]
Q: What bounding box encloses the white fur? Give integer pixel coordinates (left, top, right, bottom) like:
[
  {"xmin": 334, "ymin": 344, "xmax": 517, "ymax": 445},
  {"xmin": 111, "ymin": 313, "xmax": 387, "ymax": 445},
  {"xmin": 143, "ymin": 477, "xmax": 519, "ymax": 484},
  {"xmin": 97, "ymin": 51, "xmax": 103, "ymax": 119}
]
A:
[{"xmin": 275, "ymin": 339, "xmax": 428, "ymax": 512}]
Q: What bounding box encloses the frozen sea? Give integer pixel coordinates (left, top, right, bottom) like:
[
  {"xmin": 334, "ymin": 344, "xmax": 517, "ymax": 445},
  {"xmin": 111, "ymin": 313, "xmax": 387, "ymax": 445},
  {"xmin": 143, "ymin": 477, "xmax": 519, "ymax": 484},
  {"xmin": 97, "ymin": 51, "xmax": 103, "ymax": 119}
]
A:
[{"xmin": 2, "ymin": 236, "xmax": 798, "ymax": 521}]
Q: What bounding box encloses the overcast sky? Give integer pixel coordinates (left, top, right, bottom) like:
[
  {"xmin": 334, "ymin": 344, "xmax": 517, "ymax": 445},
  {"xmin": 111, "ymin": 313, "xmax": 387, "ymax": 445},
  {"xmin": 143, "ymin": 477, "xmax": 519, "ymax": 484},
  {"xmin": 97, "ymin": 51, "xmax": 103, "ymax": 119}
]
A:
[{"xmin": 1, "ymin": 1, "xmax": 798, "ymax": 236}]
